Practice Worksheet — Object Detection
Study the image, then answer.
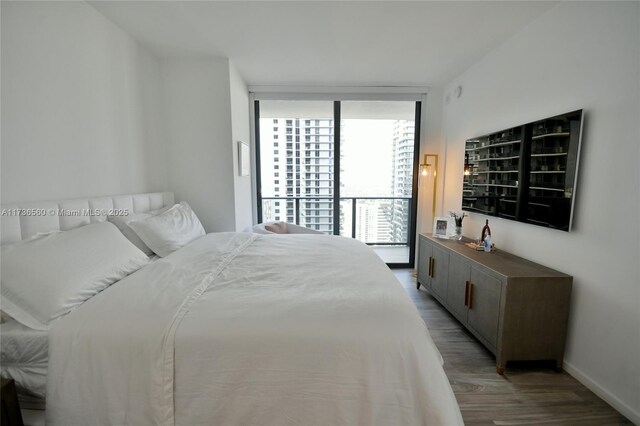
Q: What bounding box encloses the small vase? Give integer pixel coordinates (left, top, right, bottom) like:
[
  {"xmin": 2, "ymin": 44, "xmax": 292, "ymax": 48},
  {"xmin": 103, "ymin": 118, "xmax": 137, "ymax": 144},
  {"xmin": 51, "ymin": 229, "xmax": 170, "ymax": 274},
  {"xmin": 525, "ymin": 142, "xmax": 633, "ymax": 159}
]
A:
[{"xmin": 454, "ymin": 226, "xmax": 463, "ymax": 240}]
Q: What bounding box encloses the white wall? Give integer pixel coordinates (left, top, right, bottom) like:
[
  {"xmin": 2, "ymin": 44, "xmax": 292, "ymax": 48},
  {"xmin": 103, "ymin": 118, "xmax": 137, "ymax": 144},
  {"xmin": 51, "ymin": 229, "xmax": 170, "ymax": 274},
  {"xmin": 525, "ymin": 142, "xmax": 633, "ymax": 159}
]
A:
[
  {"xmin": 1, "ymin": 1, "xmax": 254, "ymax": 232},
  {"xmin": 160, "ymin": 58, "xmax": 254, "ymax": 233},
  {"xmin": 161, "ymin": 58, "xmax": 238, "ymax": 232},
  {"xmin": 440, "ymin": 2, "xmax": 639, "ymax": 422},
  {"xmin": 416, "ymin": 89, "xmax": 445, "ymax": 236},
  {"xmin": 229, "ymin": 62, "xmax": 253, "ymax": 232},
  {"xmin": 1, "ymin": 1, "xmax": 168, "ymax": 204}
]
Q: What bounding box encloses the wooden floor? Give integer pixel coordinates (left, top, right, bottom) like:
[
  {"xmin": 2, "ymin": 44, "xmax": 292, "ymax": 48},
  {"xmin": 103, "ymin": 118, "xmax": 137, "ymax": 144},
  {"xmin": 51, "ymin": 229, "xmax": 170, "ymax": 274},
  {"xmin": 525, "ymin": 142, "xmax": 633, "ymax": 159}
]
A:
[{"xmin": 392, "ymin": 269, "xmax": 632, "ymax": 426}]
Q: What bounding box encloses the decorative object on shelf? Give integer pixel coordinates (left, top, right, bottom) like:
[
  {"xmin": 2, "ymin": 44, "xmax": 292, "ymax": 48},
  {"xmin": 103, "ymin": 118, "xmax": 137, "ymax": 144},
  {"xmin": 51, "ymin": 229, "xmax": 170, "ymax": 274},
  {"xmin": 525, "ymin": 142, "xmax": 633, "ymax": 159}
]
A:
[
  {"xmin": 481, "ymin": 219, "xmax": 491, "ymax": 242},
  {"xmin": 479, "ymin": 219, "xmax": 494, "ymax": 252},
  {"xmin": 465, "ymin": 242, "xmax": 484, "ymax": 251},
  {"xmin": 464, "ymin": 241, "xmax": 496, "ymax": 251},
  {"xmin": 449, "ymin": 211, "xmax": 467, "ymax": 240},
  {"xmin": 433, "ymin": 216, "xmax": 455, "ymax": 239},
  {"xmin": 483, "ymin": 234, "xmax": 492, "ymax": 252}
]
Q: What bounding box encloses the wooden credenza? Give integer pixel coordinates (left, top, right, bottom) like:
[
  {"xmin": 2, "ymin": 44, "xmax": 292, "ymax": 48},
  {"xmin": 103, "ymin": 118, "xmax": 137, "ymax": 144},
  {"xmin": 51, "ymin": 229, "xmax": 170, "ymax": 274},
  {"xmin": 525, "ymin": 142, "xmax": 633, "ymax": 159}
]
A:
[{"xmin": 417, "ymin": 233, "xmax": 572, "ymax": 374}]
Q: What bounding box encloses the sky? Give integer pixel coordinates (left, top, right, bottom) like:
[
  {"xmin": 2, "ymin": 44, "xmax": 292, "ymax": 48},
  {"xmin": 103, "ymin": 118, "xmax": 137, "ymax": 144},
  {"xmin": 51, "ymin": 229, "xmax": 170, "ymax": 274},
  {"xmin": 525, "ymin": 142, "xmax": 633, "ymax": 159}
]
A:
[{"xmin": 341, "ymin": 119, "xmax": 397, "ymax": 197}]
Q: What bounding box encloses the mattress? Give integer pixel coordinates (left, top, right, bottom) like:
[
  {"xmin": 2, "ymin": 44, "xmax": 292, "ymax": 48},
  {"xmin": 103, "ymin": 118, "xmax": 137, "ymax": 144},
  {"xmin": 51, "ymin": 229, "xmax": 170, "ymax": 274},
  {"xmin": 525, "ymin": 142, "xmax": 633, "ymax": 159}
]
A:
[{"xmin": 0, "ymin": 317, "xmax": 48, "ymax": 406}]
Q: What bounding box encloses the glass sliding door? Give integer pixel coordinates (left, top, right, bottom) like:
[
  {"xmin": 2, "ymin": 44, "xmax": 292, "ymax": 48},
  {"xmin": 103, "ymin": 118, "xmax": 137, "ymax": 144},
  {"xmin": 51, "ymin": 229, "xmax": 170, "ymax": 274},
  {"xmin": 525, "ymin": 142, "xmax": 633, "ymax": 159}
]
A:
[
  {"xmin": 340, "ymin": 101, "xmax": 419, "ymax": 265},
  {"xmin": 257, "ymin": 101, "xmax": 336, "ymax": 234},
  {"xmin": 255, "ymin": 98, "xmax": 420, "ymax": 267}
]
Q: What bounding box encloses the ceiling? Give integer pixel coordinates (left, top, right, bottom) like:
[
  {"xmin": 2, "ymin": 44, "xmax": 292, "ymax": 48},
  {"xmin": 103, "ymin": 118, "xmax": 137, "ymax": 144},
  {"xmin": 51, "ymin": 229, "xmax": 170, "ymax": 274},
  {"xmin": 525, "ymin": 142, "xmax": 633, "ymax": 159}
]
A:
[{"xmin": 89, "ymin": 1, "xmax": 557, "ymax": 87}]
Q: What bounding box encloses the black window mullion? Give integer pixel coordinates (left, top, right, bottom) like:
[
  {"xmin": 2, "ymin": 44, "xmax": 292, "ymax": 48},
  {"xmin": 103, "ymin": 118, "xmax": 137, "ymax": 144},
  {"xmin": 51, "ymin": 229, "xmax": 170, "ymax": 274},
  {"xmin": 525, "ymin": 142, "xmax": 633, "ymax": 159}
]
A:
[
  {"xmin": 406, "ymin": 100, "xmax": 422, "ymax": 269},
  {"xmin": 254, "ymin": 100, "xmax": 263, "ymax": 224},
  {"xmin": 333, "ymin": 101, "xmax": 341, "ymax": 236}
]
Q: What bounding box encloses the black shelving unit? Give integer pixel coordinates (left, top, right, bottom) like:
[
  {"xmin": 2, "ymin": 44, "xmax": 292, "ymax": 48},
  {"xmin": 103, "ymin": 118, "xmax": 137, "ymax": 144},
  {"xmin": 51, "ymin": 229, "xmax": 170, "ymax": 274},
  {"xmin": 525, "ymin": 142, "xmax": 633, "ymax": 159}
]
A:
[{"xmin": 462, "ymin": 110, "xmax": 583, "ymax": 231}]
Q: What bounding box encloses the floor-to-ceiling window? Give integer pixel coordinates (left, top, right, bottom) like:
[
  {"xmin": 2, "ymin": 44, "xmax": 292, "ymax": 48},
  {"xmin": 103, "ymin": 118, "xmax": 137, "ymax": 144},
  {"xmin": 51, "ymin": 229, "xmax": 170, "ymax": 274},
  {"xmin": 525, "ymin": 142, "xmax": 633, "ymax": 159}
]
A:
[
  {"xmin": 254, "ymin": 97, "xmax": 421, "ymax": 267},
  {"xmin": 256, "ymin": 101, "xmax": 336, "ymax": 234}
]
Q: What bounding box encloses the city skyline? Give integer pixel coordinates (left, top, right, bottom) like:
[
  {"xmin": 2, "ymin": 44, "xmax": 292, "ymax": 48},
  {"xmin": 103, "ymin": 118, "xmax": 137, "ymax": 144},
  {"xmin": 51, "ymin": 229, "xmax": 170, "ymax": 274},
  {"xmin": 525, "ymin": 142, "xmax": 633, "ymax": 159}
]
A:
[{"xmin": 258, "ymin": 110, "xmax": 415, "ymax": 246}]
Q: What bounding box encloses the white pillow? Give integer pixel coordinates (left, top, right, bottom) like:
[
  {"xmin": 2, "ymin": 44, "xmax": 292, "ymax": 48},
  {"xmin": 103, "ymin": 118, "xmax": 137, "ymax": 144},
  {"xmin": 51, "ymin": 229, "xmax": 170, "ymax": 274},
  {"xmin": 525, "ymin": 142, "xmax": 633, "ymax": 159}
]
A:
[
  {"xmin": 128, "ymin": 201, "xmax": 205, "ymax": 258},
  {"xmin": 108, "ymin": 212, "xmax": 154, "ymax": 255},
  {"xmin": 108, "ymin": 206, "xmax": 170, "ymax": 256},
  {"xmin": 0, "ymin": 222, "xmax": 149, "ymax": 330}
]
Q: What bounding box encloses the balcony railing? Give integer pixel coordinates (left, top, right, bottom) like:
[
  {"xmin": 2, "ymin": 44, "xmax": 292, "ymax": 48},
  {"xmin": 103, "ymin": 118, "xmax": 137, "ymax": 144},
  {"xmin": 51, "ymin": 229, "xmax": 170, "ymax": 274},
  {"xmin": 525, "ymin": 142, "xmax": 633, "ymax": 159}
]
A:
[{"xmin": 261, "ymin": 196, "xmax": 412, "ymax": 246}]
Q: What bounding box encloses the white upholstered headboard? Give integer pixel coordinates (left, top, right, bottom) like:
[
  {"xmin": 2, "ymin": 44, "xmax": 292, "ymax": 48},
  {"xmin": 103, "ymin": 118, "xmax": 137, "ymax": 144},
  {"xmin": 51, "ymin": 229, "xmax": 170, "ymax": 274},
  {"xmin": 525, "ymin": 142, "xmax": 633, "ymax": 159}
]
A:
[{"xmin": 1, "ymin": 192, "xmax": 174, "ymax": 245}]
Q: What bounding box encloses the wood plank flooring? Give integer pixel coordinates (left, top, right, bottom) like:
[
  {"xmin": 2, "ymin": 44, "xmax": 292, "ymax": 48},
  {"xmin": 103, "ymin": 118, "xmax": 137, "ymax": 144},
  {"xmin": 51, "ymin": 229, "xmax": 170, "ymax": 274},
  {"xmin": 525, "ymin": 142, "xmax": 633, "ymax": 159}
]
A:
[{"xmin": 392, "ymin": 269, "xmax": 632, "ymax": 426}]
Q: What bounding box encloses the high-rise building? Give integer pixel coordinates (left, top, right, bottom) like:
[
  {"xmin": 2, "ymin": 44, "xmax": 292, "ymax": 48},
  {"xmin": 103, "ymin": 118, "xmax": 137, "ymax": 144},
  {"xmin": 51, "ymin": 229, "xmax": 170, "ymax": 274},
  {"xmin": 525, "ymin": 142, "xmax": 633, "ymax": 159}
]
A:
[
  {"xmin": 261, "ymin": 118, "xmax": 335, "ymax": 234},
  {"xmin": 355, "ymin": 202, "xmax": 376, "ymax": 241},
  {"xmin": 261, "ymin": 117, "xmax": 414, "ymax": 241},
  {"xmin": 388, "ymin": 120, "xmax": 416, "ymax": 244}
]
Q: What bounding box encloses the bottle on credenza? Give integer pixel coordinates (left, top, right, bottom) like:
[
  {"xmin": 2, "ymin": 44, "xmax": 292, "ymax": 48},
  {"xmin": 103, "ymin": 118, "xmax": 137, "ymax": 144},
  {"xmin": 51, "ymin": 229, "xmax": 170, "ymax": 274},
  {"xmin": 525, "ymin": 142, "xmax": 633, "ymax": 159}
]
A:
[{"xmin": 481, "ymin": 219, "xmax": 492, "ymax": 252}]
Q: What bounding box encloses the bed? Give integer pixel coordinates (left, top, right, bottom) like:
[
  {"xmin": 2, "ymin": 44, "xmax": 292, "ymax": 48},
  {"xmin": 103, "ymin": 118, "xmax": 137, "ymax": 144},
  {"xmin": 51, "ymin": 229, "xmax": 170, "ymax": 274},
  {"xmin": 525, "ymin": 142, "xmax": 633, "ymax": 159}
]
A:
[{"xmin": 0, "ymin": 192, "xmax": 463, "ymax": 425}]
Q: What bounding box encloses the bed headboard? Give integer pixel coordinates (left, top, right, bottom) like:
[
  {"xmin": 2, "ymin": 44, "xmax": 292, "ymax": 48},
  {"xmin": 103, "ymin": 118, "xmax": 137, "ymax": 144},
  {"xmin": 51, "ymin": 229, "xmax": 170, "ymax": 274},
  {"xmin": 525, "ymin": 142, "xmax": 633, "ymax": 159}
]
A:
[{"xmin": 1, "ymin": 192, "xmax": 174, "ymax": 245}]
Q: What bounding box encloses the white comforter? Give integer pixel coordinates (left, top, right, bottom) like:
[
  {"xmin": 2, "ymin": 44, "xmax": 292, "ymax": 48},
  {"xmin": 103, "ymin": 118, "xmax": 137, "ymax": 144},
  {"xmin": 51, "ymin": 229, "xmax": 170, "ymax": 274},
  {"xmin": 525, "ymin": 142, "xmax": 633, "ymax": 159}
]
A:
[
  {"xmin": 46, "ymin": 233, "xmax": 463, "ymax": 425},
  {"xmin": 1, "ymin": 318, "xmax": 48, "ymax": 400}
]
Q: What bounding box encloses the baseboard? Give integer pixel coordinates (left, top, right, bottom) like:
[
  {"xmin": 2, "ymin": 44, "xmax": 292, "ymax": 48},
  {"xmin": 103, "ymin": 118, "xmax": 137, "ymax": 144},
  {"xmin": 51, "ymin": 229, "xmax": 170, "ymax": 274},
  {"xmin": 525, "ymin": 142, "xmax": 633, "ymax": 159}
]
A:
[{"xmin": 563, "ymin": 361, "xmax": 639, "ymax": 425}]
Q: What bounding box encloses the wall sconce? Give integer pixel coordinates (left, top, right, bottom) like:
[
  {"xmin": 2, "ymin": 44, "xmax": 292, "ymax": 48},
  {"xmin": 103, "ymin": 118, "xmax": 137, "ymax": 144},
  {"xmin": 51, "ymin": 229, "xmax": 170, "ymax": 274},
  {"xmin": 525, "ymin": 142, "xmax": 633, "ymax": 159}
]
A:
[
  {"xmin": 420, "ymin": 154, "xmax": 437, "ymax": 177},
  {"xmin": 464, "ymin": 153, "xmax": 472, "ymax": 176},
  {"xmin": 420, "ymin": 154, "xmax": 439, "ymax": 225}
]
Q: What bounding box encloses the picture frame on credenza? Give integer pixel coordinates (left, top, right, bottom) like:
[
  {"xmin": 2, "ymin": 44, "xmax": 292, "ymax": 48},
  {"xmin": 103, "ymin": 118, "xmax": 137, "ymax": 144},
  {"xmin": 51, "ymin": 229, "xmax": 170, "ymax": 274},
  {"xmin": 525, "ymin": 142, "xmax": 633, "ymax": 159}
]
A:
[{"xmin": 433, "ymin": 216, "xmax": 456, "ymax": 239}]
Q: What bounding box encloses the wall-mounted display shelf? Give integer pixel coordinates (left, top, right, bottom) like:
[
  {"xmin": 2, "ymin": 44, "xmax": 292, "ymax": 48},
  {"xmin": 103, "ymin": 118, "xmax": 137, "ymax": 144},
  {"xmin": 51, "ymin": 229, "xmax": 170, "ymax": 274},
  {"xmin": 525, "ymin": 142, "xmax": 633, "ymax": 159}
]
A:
[{"xmin": 462, "ymin": 110, "xmax": 583, "ymax": 231}]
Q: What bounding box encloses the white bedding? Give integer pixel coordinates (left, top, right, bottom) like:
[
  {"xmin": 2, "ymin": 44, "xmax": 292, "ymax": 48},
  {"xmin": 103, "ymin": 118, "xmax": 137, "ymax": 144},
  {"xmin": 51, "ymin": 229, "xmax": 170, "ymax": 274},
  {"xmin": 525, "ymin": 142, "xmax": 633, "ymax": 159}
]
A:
[
  {"xmin": 1, "ymin": 318, "xmax": 48, "ymax": 400},
  {"xmin": 0, "ymin": 254, "xmax": 161, "ymax": 405},
  {"xmin": 46, "ymin": 233, "xmax": 463, "ymax": 425}
]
